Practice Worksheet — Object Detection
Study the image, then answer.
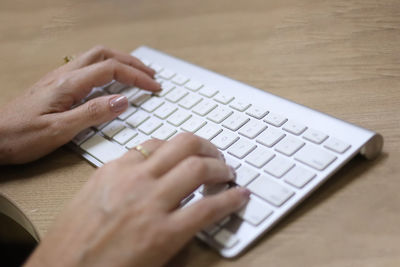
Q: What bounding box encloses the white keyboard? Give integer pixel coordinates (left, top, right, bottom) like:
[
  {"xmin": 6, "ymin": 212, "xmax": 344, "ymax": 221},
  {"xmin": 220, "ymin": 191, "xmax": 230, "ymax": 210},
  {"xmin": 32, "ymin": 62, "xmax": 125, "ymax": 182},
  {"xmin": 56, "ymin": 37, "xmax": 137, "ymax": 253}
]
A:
[{"xmin": 71, "ymin": 46, "xmax": 383, "ymax": 258}]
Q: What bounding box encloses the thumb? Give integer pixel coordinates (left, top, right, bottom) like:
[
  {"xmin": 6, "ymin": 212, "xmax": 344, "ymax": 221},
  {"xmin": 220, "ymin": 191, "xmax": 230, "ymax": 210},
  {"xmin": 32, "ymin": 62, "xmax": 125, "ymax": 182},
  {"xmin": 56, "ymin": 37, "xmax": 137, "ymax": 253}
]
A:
[{"xmin": 63, "ymin": 94, "xmax": 128, "ymax": 133}]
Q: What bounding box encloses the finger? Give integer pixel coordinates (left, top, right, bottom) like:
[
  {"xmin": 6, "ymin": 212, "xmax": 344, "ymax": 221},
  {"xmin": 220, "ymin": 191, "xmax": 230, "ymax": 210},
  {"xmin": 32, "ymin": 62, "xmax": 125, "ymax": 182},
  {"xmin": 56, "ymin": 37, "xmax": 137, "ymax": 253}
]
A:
[
  {"xmin": 169, "ymin": 188, "xmax": 250, "ymax": 240},
  {"xmin": 59, "ymin": 58, "xmax": 161, "ymax": 102},
  {"xmin": 61, "ymin": 45, "xmax": 156, "ymax": 77},
  {"xmin": 155, "ymin": 157, "xmax": 235, "ymax": 209},
  {"xmin": 119, "ymin": 138, "xmax": 165, "ymax": 164},
  {"xmin": 145, "ymin": 133, "xmax": 224, "ymax": 176},
  {"xmin": 58, "ymin": 94, "xmax": 128, "ymax": 133}
]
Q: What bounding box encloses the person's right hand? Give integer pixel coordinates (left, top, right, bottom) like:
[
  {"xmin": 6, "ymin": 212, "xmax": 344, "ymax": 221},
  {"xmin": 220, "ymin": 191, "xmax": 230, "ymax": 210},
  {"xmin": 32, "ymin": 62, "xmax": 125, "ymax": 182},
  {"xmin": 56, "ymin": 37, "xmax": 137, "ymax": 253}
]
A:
[{"xmin": 24, "ymin": 133, "xmax": 250, "ymax": 267}]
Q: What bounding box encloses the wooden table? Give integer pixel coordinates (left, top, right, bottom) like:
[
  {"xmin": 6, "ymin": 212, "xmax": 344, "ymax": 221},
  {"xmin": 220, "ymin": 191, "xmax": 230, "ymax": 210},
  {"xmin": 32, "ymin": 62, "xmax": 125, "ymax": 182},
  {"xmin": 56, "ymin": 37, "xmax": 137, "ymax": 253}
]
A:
[{"xmin": 1, "ymin": 0, "xmax": 400, "ymax": 266}]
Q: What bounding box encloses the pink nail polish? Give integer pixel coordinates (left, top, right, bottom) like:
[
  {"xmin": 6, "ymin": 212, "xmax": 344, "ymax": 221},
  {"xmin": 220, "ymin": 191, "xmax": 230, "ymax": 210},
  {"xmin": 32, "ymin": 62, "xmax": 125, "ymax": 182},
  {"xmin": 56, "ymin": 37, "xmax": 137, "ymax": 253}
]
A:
[{"xmin": 109, "ymin": 95, "xmax": 128, "ymax": 113}]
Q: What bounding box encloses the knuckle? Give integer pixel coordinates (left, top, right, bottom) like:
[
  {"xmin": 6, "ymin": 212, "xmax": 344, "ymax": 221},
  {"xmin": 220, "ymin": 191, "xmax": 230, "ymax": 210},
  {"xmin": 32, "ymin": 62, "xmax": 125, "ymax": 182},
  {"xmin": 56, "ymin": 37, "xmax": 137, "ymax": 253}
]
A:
[
  {"xmin": 46, "ymin": 117, "xmax": 65, "ymax": 138},
  {"xmin": 56, "ymin": 74, "xmax": 72, "ymax": 91},
  {"xmin": 176, "ymin": 133, "xmax": 202, "ymax": 151},
  {"xmin": 141, "ymin": 138, "xmax": 163, "ymax": 147},
  {"xmin": 104, "ymin": 57, "xmax": 117, "ymax": 65},
  {"xmin": 103, "ymin": 58, "xmax": 118, "ymax": 71},
  {"xmin": 91, "ymin": 45, "xmax": 107, "ymax": 56},
  {"xmin": 184, "ymin": 156, "xmax": 208, "ymax": 177},
  {"xmin": 86, "ymin": 100, "xmax": 103, "ymax": 121}
]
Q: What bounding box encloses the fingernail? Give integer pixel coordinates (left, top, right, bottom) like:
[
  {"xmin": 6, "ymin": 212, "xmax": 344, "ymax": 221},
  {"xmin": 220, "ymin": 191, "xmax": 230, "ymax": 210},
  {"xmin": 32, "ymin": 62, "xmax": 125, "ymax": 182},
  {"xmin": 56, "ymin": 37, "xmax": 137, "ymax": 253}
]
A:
[
  {"xmin": 228, "ymin": 165, "xmax": 236, "ymax": 180},
  {"xmin": 155, "ymin": 82, "xmax": 162, "ymax": 91},
  {"xmin": 219, "ymin": 152, "xmax": 226, "ymax": 162},
  {"xmin": 238, "ymin": 187, "xmax": 251, "ymax": 201},
  {"xmin": 109, "ymin": 95, "xmax": 128, "ymax": 113}
]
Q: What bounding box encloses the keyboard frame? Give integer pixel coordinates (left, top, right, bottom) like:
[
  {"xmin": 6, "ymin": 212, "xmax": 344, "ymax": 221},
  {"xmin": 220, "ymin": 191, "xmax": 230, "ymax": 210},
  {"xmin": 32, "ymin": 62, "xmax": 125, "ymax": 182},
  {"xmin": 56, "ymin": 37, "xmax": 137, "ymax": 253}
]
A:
[{"xmin": 71, "ymin": 46, "xmax": 383, "ymax": 258}]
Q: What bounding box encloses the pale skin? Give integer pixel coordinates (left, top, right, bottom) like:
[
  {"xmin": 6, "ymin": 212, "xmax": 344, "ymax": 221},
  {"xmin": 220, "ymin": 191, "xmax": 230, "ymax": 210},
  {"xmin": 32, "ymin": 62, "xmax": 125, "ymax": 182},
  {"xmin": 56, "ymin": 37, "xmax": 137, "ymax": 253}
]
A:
[{"xmin": 0, "ymin": 46, "xmax": 250, "ymax": 267}]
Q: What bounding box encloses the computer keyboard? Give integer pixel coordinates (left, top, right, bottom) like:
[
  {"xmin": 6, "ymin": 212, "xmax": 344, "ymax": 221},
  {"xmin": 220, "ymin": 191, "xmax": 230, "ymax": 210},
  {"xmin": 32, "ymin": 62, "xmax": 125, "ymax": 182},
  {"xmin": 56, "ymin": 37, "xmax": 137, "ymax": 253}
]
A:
[{"xmin": 71, "ymin": 46, "xmax": 383, "ymax": 258}]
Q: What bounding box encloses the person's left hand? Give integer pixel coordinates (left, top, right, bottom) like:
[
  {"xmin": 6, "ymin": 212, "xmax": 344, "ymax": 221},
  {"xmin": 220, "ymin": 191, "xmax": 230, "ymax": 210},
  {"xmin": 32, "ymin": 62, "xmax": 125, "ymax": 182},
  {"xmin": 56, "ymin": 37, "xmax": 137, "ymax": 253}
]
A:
[{"xmin": 0, "ymin": 46, "xmax": 161, "ymax": 165}]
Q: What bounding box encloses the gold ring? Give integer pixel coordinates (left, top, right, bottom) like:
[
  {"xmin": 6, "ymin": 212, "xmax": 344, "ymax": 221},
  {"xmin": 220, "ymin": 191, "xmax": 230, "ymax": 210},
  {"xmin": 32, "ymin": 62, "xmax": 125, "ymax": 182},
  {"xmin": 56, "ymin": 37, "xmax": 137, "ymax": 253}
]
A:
[
  {"xmin": 63, "ymin": 55, "xmax": 74, "ymax": 64},
  {"xmin": 134, "ymin": 145, "xmax": 150, "ymax": 159}
]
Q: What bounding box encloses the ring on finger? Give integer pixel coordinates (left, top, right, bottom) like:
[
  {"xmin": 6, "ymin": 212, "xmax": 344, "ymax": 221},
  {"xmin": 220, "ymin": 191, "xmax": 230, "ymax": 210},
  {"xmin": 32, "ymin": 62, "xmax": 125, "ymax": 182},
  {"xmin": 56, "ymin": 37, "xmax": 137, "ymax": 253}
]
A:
[{"xmin": 134, "ymin": 145, "xmax": 150, "ymax": 159}]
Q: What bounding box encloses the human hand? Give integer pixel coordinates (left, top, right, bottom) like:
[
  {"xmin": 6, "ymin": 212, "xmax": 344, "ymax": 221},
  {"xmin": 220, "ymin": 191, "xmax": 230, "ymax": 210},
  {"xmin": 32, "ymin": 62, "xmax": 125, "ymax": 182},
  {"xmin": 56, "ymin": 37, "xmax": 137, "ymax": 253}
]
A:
[
  {"xmin": 25, "ymin": 134, "xmax": 250, "ymax": 267},
  {"xmin": 0, "ymin": 46, "xmax": 160, "ymax": 164}
]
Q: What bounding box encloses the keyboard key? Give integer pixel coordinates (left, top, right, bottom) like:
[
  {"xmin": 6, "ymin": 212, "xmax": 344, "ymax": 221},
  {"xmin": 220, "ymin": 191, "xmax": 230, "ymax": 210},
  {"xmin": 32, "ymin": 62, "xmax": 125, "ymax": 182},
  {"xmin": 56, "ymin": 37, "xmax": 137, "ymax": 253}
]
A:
[
  {"xmin": 126, "ymin": 110, "xmax": 150, "ymax": 128},
  {"xmin": 178, "ymin": 93, "xmax": 202, "ymax": 109},
  {"xmin": 222, "ymin": 113, "xmax": 249, "ymax": 131},
  {"xmin": 126, "ymin": 134, "xmax": 151, "ymax": 149},
  {"xmin": 264, "ymin": 112, "xmax": 287, "ymax": 127},
  {"xmin": 105, "ymin": 81, "xmax": 126, "ymax": 94},
  {"xmin": 185, "ymin": 80, "xmax": 203, "ymax": 91},
  {"xmin": 138, "ymin": 58, "xmax": 151, "ymax": 66},
  {"xmin": 274, "ymin": 136, "xmax": 305, "ymax": 156},
  {"xmin": 72, "ymin": 128, "xmax": 95, "ymax": 145},
  {"xmin": 155, "ymin": 77, "xmax": 164, "ymax": 84},
  {"xmin": 120, "ymin": 87, "xmax": 140, "ymax": 99},
  {"xmin": 194, "ymin": 123, "xmax": 222, "ymax": 140},
  {"xmin": 150, "ymin": 63, "xmax": 163, "ymax": 73},
  {"xmin": 238, "ymin": 119, "xmax": 267, "ymax": 139},
  {"xmin": 229, "ymin": 99, "xmax": 251, "ymax": 112},
  {"xmin": 167, "ymin": 109, "xmax": 191, "ymax": 126},
  {"xmin": 199, "ymin": 86, "xmax": 218, "ymax": 98},
  {"xmin": 284, "ymin": 166, "xmax": 316, "ymax": 189},
  {"xmin": 214, "ymin": 93, "xmax": 234, "ymax": 105},
  {"xmin": 246, "ymin": 105, "xmax": 269, "ymax": 119},
  {"xmin": 159, "ymin": 81, "xmax": 175, "ymax": 97},
  {"xmin": 214, "ymin": 229, "xmax": 239, "ymax": 248},
  {"xmin": 202, "ymin": 224, "xmax": 220, "ymax": 236},
  {"xmin": 324, "ymin": 137, "xmax": 351, "ymax": 154},
  {"xmin": 94, "ymin": 121, "xmax": 109, "ymax": 131},
  {"xmin": 235, "ymin": 165, "xmax": 259, "ymax": 186},
  {"xmin": 282, "ymin": 120, "xmax": 307, "ymax": 135},
  {"xmin": 140, "ymin": 97, "xmax": 164, "ymax": 112},
  {"xmin": 247, "ymin": 175, "xmax": 294, "ymax": 207},
  {"xmin": 294, "ymin": 145, "xmax": 337, "ymax": 171},
  {"xmin": 118, "ymin": 105, "xmax": 137, "ymax": 120},
  {"xmin": 192, "ymin": 100, "xmax": 218, "ymax": 116},
  {"xmin": 303, "ymin": 128, "xmax": 328, "ymax": 144},
  {"xmin": 206, "ymin": 106, "xmax": 233, "ymax": 123},
  {"xmin": 263, "ymin": 156, "xmax": 294, "ymax": 178},
  {"xmin": 236, "ymin": 196, "xmax": 273, "ymax": 226},
  {"xmin": 113, "ymin": 128, "xmax": 138, "ymax": 145},
  {"xmin": 245, "ymin": 147, "xmax": 275, "ymax": 168},
  {"xmin": 211, "ymin": 131, "xmax": 239, "ymax": 150},
  {"xmin": 130, "ymin": 91, "xmax": 152, "ymax": 106},
  {"xmin": 81, "ymin": 134, "xmax": 127, "ymax": 163},
  {"xmin": 181, "ymin": 117, "xmax": 206, "ymax": 132},
  {"xmin": 256, "ymin": 127, "xmax": 285, "ymax": 147},
  {"xmin": 101, "ymin": 120, "xmax": 125, "ymax": 138},
  {"xmin": 165, "ymin": 87, "xmax": 188, "ymax": 103},
  {"xmin": 227, "ymin": 139, "xmax": 256, "ymax": 159},
  {"xmin": 158, "ymin": 69, "xmax": 175, "ymax": 79},
  {"xmin": 171, "ymin": 74, "xmax": 189, "ymax": 85},
  {"xmin": 225, "ymin": 155, "xmax": 241, "ymax": 169},
  {"xmin": 151, "ymin": 124, "xmax": 177, "ymax": 140},
  {"xmin": 138, "ymin": 118, "xmax": 163, "ymax": 135},
  {"xmin": 154, "ymin": 102, "xmax": 178, "ymax": 119}
]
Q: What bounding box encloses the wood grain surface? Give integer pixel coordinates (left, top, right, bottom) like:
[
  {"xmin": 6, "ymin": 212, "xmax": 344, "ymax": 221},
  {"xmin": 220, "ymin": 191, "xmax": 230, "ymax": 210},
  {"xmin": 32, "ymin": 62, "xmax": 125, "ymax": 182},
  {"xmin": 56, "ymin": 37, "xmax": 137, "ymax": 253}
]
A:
[{"xmin": 1, "ymin": 0, "xmax": 399, "ymax": 266}]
